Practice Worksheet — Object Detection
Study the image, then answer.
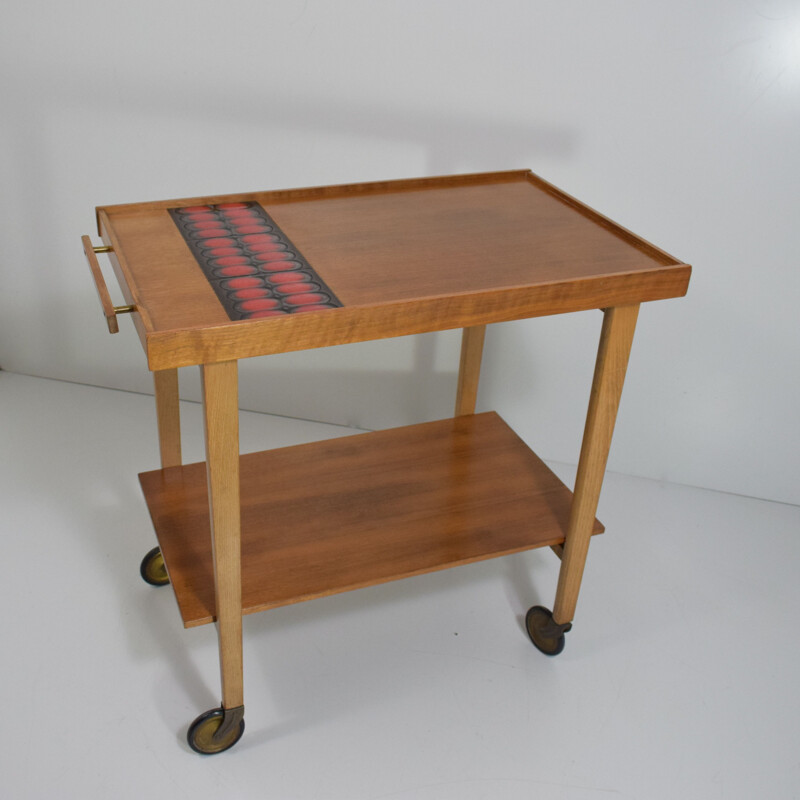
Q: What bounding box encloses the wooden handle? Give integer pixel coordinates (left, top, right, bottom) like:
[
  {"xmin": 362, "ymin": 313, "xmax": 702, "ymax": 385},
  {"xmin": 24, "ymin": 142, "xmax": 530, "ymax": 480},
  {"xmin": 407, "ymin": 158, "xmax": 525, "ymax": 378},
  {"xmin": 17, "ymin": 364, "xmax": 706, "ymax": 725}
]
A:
[{"xmin": 81, "ymin": 235, "xmax": 133, "ymax": 333}]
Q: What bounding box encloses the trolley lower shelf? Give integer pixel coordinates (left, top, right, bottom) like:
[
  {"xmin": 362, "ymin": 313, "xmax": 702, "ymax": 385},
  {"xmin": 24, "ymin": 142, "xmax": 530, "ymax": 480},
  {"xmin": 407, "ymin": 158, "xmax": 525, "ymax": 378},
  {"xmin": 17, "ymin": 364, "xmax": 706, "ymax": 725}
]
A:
[{"xmin": 139, "ymin": 411, "xmax": 603, "ymax": 628}]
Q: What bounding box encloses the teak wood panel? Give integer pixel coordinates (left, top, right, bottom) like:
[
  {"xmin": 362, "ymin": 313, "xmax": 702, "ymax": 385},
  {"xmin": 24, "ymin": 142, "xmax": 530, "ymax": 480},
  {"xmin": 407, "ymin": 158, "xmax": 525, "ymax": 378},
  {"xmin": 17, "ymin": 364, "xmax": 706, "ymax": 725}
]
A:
[
  {"xmin": 259, "ymin": 181, "xmax": 678, "ymax": 307},
  {"xmin": 95, "ymin": 171, "xmax": 691, "ymax": 368},
  {"xmin": 139, "ymin": 412, "xmax": 603, "ymax": 628}
]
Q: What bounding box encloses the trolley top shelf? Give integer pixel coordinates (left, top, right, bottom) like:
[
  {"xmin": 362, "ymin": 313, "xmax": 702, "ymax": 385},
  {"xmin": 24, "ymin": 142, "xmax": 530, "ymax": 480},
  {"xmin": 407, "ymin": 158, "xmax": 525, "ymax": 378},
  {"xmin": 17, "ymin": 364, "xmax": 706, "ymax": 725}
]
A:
[{"xmin": 95, "ymin": 170, "xmax": 690, "ymax": 370}]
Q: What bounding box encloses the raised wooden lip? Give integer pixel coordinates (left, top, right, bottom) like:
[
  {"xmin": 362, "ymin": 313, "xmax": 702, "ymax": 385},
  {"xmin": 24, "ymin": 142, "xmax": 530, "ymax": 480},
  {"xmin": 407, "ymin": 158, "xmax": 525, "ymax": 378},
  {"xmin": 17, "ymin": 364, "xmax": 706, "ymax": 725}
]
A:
[
  {"xmin": 94, "ymin": 169, "xmax": 692, "ymax": 368},
  {"xmin": 95, "ymin": 169, "xmax": 532, "ymax": 225},
  {"xmin": 141, "ymin": 263, "xmax": 690, "ymax": 370},
  {"xmin": 96, "ymin": 169, "xmax": 685, "ymax": 268}
]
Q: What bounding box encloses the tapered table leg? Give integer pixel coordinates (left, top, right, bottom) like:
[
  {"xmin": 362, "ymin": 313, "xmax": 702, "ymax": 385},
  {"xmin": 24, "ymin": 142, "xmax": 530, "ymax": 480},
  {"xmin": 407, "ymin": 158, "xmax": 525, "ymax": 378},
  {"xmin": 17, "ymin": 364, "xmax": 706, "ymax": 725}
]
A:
[
  {"xmin": 186, "ymin": 360, "xmax": 245, "ymax": 754},
  {"xmin": 140, "ymin": 369, "xmax": 183, "ymax": 587},
  {"xmin": 153, "ymin": 368, "xmax": 181, "ymax": 468},
  {"xmin": 454, "ymin": 325, "xmax": 487, "ymax": 416},
  {"xmin": 202, "ymin": 359, "xmax": 243, "ymax": 708},
  {"xmin": 553, "ymin": 304, "xmax": 640, "ymax": 625}
]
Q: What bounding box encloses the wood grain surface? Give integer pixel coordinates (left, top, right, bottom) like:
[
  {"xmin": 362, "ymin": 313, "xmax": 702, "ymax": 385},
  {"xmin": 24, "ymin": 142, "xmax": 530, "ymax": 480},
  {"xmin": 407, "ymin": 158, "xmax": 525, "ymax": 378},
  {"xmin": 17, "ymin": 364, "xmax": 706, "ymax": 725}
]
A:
[
  {"xmin": 139, "ymin": 412, "xmax": 604, "ymax": 628},
  {"xmin": 200, "ymin": 360, "xmax": 243, "ymax": 707},
  {"xmin": 553, "ymin": 305, "xmax": 639, "ymax": 624},
  {"xmin": 455, "ymin": 325, "xmax": 486, "ymax": 416},
  {"xmin": 94, "ymin": 171, "xmax": 691, "ymax": 368},
  {"xmin": 153, "ymin": 369, "xmax": 181, "ymax": 468}
]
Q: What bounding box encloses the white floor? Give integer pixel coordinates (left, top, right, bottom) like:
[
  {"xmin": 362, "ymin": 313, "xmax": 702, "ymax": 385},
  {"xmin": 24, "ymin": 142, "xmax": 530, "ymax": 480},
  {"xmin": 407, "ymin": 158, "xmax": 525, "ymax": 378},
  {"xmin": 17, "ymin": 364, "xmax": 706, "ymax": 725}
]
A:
[{"xmin": 1, "ymin": 371, "xmax": 798, "ymax": 800}]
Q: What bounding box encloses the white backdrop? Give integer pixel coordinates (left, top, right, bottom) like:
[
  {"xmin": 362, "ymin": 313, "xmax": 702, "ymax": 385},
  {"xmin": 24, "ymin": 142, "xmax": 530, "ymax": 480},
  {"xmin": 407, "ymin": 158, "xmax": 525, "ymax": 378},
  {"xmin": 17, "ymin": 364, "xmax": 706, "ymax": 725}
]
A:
[{"xmin": 1, "ymin": 0, "xmax": 798, "ymax": 504}]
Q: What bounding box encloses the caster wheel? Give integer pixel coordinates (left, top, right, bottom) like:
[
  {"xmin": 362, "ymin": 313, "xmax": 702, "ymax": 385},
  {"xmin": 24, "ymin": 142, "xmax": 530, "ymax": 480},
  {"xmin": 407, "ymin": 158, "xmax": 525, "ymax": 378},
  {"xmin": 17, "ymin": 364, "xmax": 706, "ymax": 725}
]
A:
[
  {"xmin": 525, "ymin": 605, "xmax": 571, "ymax": 656},
  {"xmin": 187, "ymin": 707, "xmax": 245, "ymax": 755},
  {"xmin": 140, "ymin": 546, "xmax": 169, "ymax": 586}
]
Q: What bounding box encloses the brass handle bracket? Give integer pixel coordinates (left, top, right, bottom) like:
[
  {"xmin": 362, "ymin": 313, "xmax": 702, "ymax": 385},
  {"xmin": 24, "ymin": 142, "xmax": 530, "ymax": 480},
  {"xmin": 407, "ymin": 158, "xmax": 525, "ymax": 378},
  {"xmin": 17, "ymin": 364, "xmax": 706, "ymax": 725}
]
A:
[{"xmin": 81, "ymin": 235, "xmax": 136, "ymax": 333}]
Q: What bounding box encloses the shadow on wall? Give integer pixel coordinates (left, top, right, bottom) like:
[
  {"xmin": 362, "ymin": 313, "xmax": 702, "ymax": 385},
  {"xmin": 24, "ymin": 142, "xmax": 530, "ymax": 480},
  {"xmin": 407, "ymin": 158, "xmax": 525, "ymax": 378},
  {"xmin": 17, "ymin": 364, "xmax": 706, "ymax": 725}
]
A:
[{"xmin": 6, "ymin": 62, "xmax": 578, "ymax": 426}]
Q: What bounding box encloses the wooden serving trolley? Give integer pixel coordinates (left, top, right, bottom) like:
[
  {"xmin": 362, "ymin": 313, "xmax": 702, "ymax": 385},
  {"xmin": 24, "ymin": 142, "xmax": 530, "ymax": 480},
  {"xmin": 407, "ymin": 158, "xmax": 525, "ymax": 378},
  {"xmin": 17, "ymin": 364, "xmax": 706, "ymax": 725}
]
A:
[{"xmin": 82, "ymin": 170, "xmax": 690, "ymax": 754}]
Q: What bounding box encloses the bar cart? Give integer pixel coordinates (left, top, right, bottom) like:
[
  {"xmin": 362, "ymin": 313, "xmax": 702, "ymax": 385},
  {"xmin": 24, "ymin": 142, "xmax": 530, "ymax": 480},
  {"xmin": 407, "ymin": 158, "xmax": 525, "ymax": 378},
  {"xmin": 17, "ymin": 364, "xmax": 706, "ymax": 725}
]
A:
[{"xmin": 82, "ymin": 170, "xmax": 690, "ymax": 753}]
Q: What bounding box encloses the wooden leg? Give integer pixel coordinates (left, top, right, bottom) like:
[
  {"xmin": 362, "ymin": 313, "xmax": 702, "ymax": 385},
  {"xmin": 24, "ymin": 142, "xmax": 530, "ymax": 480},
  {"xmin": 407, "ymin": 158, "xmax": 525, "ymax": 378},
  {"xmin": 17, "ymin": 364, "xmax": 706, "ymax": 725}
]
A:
[
  {"xmin": 153, "ymin": 369, "xmax": 181, "ymax": 468},
  {"xmin": 201, "ymin": 360, "xmax": 243, "ymax": 711},
  {"xmin": 552, "ymin": 304, "xmax": 639, "ymax": 625},
  {"xmin": 454, "ymin": 325, "xmax": 487, "ymax": 416}
]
